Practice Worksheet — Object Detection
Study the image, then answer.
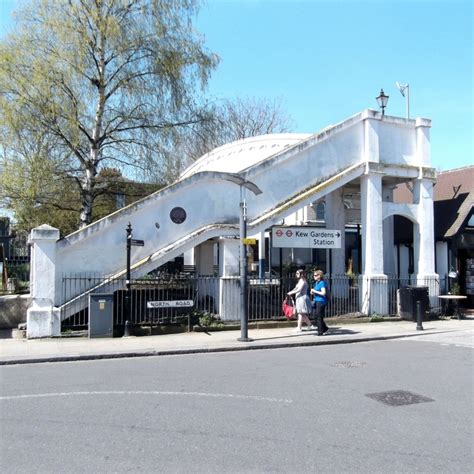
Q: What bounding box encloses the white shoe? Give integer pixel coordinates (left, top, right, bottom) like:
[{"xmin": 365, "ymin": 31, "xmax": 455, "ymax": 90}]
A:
[
  {"xmin": 310, "ymin": 325, "xmax": 318, "ymax": 330},
  {"xmin": 294, "ymin": 328, "xmax": 303, "ymax": 332}
]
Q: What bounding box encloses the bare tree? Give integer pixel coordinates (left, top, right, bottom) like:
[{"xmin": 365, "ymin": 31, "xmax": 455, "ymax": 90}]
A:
[{"xmin": 189, "ymin": 96, "xmax": 293, "ymax": 160}]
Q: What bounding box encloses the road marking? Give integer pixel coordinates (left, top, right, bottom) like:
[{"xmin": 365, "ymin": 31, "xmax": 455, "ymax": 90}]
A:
[{"xmin": 0, "ymin": 390, "xmax": 293, "ymax": 404}]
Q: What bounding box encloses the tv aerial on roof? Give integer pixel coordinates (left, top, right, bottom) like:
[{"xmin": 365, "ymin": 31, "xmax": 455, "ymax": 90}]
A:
[{"xmin": 395, "ymin": 81, "xmax": 410, "ymax": 119}]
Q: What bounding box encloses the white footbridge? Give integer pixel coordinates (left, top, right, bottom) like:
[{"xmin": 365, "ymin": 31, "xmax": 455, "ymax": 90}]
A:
[{"xmin": 27, "ymin": 109, "xmax": 437, "ymax": 338}]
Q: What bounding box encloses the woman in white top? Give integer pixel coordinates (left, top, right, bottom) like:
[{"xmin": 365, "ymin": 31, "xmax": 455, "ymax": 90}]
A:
[{"xmin": 287, "ymin": 269, "xmax": 313, "ymax": 332}]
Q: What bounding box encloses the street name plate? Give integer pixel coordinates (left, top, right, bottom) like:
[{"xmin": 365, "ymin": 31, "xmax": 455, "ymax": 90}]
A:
[
  {"xmin": 130, "ymin": 239, "xmax": 145, "ymax": 246},
  {"xmin": 147, "ymin": 300, "xmax": 194, "ymax": 308}
]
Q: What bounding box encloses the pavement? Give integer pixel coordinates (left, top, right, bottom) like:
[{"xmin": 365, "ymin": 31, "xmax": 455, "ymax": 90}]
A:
[{"xmin": 1, "ymin": 317, "xmax": 473, "ymax": 365}]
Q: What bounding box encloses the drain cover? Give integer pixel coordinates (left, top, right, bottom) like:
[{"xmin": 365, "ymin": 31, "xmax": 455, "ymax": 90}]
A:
[
  {"xmin": 366, "ymin": 390, "xmax": 434, "ymax": 406},
  {"xmin": 332, "ymin": 361, "xmax": 367, "ymax": 368}
]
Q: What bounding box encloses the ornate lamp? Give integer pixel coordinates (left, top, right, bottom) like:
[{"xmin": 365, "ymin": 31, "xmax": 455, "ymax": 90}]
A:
[{"xmin": 376, "ymin": 89, "xmax": 389, "ymax": 116}]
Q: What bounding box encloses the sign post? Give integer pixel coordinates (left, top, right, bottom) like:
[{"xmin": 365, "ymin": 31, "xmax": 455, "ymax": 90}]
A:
[{"xmin": 125, "ymin": 223, "xmax": 145, "ymax": 335}]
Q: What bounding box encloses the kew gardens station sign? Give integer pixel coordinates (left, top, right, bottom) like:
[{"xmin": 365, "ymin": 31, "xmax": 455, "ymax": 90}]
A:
[{"xmin": 272, "ymin": 227, "xmax": 342, "ymax": 249}]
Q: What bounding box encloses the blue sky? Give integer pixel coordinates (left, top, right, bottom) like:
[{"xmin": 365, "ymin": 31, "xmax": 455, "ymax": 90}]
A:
[{"xmin": 1, "ymin": 0, "xmax": 472, "ymax": 171}]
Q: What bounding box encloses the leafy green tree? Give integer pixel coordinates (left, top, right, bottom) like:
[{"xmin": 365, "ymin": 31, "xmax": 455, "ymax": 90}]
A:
[
  {"xmin": 0, "ymin": 127, "xmax": 80, "ymax": 234},
  {"xmin": 0, "ymin": 0, "xmax": 218, "ymax": 228}
]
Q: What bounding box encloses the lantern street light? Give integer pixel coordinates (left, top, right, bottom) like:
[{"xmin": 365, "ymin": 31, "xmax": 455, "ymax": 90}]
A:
[{"xmin": 376, "ymin": 89, "xmax": 389, "ymax": 117}]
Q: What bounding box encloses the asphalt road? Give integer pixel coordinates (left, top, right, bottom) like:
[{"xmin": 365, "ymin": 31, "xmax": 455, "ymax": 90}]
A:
[{"xmin": 1, "ymin": 336, "xmax": 473, "ymax": 473}]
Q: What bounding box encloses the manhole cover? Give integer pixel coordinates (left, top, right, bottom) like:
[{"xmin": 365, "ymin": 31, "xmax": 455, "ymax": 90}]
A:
[
  {"xmin": 332, "ymin": 361, "xmax": 367, "ymax": 368},
  {"xmin": 366, "ymin": 390, "xmax": 434, "ymax": 406}
]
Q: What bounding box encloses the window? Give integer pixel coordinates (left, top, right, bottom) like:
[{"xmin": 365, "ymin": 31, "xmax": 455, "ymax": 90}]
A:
[
  {"xmin": 315, "ymin": 202, "xmax": 325, "ymax": 221},
  {"xmin": 115, "ymin": 193, "xmax": 125, "ymax": 209}
]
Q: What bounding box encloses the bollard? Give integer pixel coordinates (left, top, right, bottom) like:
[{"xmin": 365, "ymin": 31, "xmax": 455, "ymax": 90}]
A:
[
  {"xmin": 416, "ymin": 301, "xmax": 424, "ymax": 331},
  {"xmin": 124, "ymin": 320, "xmax": 131, "ymax": 337}
]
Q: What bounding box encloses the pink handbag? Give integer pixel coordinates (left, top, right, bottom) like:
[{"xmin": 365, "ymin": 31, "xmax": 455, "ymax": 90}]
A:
[{"xmin": 282, "ymin": 296, "xmax": 296, "ymax": 320}]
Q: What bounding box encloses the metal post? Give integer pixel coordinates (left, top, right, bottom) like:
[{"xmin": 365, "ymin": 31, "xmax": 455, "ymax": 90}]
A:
[
  {"xmin": 125, "ymin": 222, "xmax": 132, "ymax": 333},
  {"xmin": 258, "ymin": 231, "xmax": 265, "ymax": 279},
  {"xmin": 269, "ymin": 231, "xmax": 273, "ymax": 278},
  {"xmin": 416, "ymin": 300, "xmax": 423, "ymax": 330},
  {"xmin": 406, "ymin": 84, "xmax": 410, "ymax": 120},
  {"xmin": 210, "ymin": 173, "xmax": 261, "ymax": 341},
  {"xmin": 328, "ymin": 248, "xmax": 332, "ymax": 277},
  {"xmin": 238, "ymin": 189, "xmax": 252, "ymax": 342}
]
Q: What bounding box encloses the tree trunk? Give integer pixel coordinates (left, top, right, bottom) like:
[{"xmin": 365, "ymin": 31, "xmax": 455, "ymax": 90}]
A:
[{"xmin": 79, "ymin": 164, "xmax": 96, "ymax": 228}]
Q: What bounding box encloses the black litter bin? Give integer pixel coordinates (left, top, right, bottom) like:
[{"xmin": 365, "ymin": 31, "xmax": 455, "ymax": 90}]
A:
[{"xmin": 399, "ymin": 286, "xmax": 430, "ymax": 321}]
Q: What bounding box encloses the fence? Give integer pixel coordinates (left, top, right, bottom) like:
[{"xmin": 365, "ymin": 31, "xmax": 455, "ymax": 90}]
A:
[
  {"xmin": 60, "ymin": 274, "xmax": 219, "ymax": 329},
  {"xmin": 60, "ymin": 273, "xmax": 446, "ymax": 330},
  {"xmin": 0, "ymin": 233, "xmax": 30, "ymax": 294}
]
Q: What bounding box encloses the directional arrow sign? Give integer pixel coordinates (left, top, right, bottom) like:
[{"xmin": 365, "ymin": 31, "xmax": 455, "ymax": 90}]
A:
[{"xmin": 272, "ymin": 227, "xmax": 342, "ymax": 249}]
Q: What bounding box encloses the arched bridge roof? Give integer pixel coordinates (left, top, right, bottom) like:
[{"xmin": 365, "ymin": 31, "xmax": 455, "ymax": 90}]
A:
[{"xmin": 179, "ymin": 133, "xmax": 311, "ymax": 179}]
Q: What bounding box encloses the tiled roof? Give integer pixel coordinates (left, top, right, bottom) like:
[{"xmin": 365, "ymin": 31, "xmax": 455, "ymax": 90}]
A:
[
  {"xmin": 434, "ymin": 166, "xmax": 474, "ymax": 201},
  {"xmin": 434, "ymin": 166, "xmax": 473, "ymax": 238},
  {"xmin": 394, "ymin": 166, "xmax": 473, "ymax": 239}
]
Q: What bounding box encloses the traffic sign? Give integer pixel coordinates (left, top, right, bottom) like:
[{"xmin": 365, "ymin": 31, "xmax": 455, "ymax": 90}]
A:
[
  {"xmin": 242, "ymin": 238, "xmax": 257, "ymax": 245},
  {"xmin": 272, "ymin": 227, "xmax": 342, "ymax": 249},
  {"xmin": 130, "ymin": 239, "xmax": 144, "ymax": 246}
]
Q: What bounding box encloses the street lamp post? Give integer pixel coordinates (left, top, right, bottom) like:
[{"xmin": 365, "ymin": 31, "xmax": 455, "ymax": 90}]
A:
[
  {"xmin": 376, "ymin": 89, "xmax": 389, "ymax": 117},
  {"xmin": 239, "ymin": 190, "xmax": 249, "ymax": 341},
  {"xmin": 214, "ymin": 172, "xmax": 262, "ymax": 342}
]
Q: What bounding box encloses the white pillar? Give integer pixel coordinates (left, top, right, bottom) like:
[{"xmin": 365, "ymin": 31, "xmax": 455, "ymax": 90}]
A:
[
  {"xmin": 413, "ymin": 117, "xmax": 438, "ymax": 302},
  {"xmin": 361, "ymin": 173, "xmax": 384, "ymax": 276},
  {"xmin": 325, "ymin": 189, "xmax": 348, "ymax": 299},
  {"xmin": 325, "ymin": 189, "xmax": 346, "ymax": 276},
  {"xmin": 413, "ymin": 178, "xmax": 438, "ymax": 296},
  {"xmin": 382, "ymin": 186, "xmax": 396, "ymax": 276},
  {"xmin": 183, "ymin": 248, "xmax": 195, "ymax": 271},
  {"xmin": 195, "ymin": 241, "xmax": 215, "ymax": 276},
  {"xmin": 27, "ymin": 225, "xmax": 61, "ymax": 338},
  {"xmin": 360, "ymin": 173, "xmax": 388, "ymax": 315},
  {"xmin": 416, "ymin": 117, "xmax": 431, "ymax": 168},
  {"xmin": 218, "ymin": 237, "xmax": 240, "ymax": 321}
]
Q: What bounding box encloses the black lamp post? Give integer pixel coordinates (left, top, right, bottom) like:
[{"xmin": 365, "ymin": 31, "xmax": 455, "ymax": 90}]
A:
[
  {"xmin": 376, "ymin": 89, "xmax": 389, "ymax": 116},
  {"xmin": 125, "ymin": 222, "xmax": 132, "ymax": 335}
]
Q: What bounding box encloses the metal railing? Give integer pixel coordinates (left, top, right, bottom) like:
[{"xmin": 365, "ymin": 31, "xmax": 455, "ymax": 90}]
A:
[
  {"xmin": 60, "ymin": 274, "xmax": 219, "ymax": 329},
  {"xmin": 0, "ymin": 233, "xmax": 30, "ymax": 294},
  {"xmin": 0, "ymin": 263, "xmax": 30, "ymax": 294},
  {"xmin": 60, "ymin": 273, "xmax": 446, "ymax": 329}
]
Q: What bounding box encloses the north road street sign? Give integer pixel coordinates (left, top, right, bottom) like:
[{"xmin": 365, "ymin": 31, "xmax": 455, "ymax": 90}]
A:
[
  {"xmin": 147, "ymin": 300, "xmax": 194, "ymax": 308},
  {"xmin": 272, "ymin": 227, "xmax": 342, "ymax": 249}
]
